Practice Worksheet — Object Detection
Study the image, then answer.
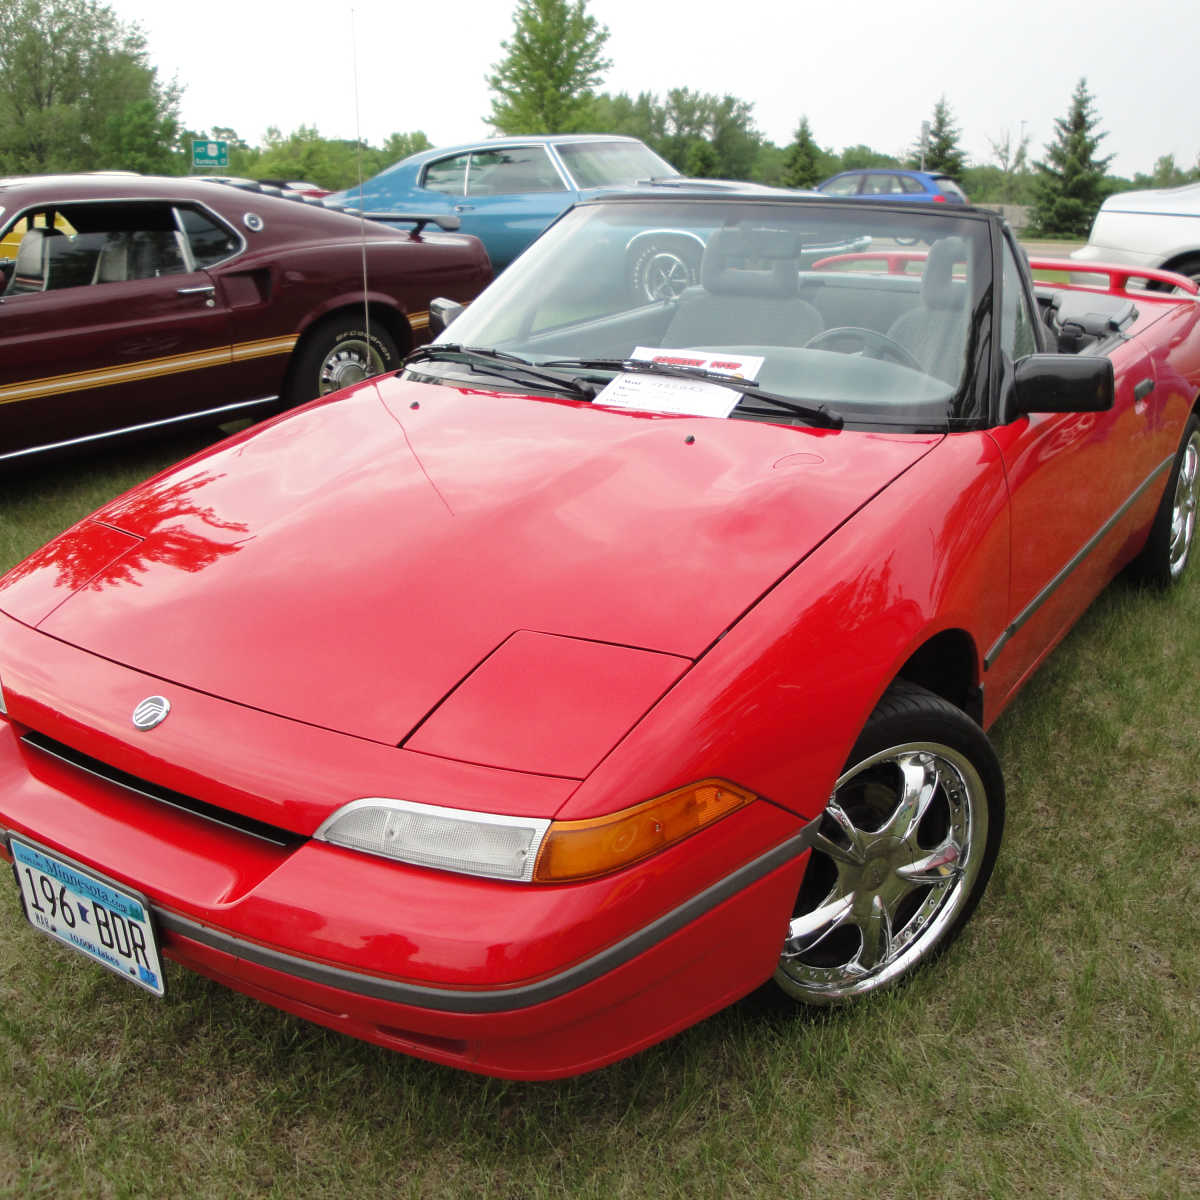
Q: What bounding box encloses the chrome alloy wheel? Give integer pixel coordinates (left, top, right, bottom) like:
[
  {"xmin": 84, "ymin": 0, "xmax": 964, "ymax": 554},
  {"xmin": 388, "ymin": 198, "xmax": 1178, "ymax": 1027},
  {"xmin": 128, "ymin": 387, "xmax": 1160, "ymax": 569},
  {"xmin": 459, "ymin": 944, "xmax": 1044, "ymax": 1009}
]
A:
[
  {"xmin": 318, "ymin": 337, "xmax": 386, "ymax": 395},
  {"xmin": 641, "ymin": 250, "xmax": 693, "ymax": 301},
  {"xmin": 775, "ymin": 742, "xmax": 990, "ymax": 1004},
  {"xmin": 1168, "ymin": 427, "xmax": 1199, "ymax": 578}
]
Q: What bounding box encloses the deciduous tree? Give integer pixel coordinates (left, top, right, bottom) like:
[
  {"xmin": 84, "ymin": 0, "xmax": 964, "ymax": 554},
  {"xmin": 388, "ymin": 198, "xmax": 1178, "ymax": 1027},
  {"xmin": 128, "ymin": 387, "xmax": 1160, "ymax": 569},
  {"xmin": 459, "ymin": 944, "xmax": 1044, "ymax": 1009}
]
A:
[
  {"xmin": 487, "ymin": 0, "xmax": 611, "ymax": 134},
  {"xmin": 839, "ymin": 144, "xmax": 900, "ymax": 171},
  {"xmin": 586, "ymin": 87, "xmax": 761, "ymax": 180},
  {"xmin": 659, "ymin": 89, "xmax": 761, "ymax": 180},
  {"xmin": 586, "ymin": 91, "xmax": 665, "ymax": 148},
  {"xmin": 184, "ymin": 127, "xmax": 433, "ymax": 191},
  {"xmin": 374, "ymin": 131, "xmax": 432, "ymax": 169},
  {"xmin": 0, "ymin": 0, "xmax": 179, "ymax": 173},
  {"xmin": 987, "ymin": 127, "xmax": 1032, "ymax": 203}
]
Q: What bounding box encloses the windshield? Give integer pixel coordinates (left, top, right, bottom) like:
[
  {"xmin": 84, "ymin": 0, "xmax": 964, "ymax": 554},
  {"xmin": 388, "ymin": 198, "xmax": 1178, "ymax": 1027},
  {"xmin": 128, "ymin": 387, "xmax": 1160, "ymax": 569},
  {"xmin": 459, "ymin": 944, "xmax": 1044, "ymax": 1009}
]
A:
[
  {"xmin": 425, "ymin": 198, "xmax": 991, "ymax": 430},
  {"xmin": 555, "ymin": 141, "xmax": 679, "ymax": 188}
]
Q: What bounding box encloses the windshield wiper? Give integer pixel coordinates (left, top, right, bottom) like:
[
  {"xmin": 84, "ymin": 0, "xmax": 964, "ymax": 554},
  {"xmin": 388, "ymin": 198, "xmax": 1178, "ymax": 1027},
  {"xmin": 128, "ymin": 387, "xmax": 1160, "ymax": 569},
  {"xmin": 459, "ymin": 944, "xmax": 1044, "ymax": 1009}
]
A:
[
  {"xmin": 540, "ymin": 357, "xmax": 844, "ymax": 430},
  {"xmin": 403, "ymin": 344, "xmax": 596, "ymax": 401}
]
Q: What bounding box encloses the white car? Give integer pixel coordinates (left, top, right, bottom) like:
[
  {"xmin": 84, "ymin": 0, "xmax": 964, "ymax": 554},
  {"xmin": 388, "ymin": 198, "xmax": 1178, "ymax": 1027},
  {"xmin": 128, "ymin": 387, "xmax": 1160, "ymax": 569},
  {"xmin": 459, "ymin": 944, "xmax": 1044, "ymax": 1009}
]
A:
[{"xmin": 1071, "ymin": 183, "xmax": 1200, "ymax": 285}]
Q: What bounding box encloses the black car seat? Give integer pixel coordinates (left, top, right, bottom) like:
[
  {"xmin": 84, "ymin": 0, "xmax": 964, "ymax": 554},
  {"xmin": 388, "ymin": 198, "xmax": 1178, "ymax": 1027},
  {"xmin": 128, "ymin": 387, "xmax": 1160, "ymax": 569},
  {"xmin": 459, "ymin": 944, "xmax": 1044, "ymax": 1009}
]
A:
[
  {"xmin": 886, "ymin": 237, "xmax": 969, "ymax": 383},
  {"xmin": 663, "ymin": 225, "xmax": 823, "ymax": 348}
]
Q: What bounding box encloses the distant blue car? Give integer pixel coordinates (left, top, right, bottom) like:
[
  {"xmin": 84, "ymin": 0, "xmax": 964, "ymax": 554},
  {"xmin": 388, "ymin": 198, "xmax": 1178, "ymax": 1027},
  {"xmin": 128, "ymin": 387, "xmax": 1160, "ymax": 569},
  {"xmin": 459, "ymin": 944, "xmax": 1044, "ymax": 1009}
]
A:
[
  {"xmin": 329, "ymin": 134, "xmax": 682, "ymax": 272},
  {"xmin": 816, "ymin": 169, "xmax": 968, "ymax": 205}
]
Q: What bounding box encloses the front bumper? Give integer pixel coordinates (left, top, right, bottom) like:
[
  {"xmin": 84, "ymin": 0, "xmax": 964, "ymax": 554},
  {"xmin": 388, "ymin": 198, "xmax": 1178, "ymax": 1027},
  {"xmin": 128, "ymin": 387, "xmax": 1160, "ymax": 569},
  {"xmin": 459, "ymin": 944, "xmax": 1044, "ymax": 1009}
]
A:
[
  {"xmin": 0, "ymin": 626, "xmax": 814, "ymax": 1077},
  {"xmin": 1069, "ymin": 242, "xmax": 1159, "ymax": 270}
]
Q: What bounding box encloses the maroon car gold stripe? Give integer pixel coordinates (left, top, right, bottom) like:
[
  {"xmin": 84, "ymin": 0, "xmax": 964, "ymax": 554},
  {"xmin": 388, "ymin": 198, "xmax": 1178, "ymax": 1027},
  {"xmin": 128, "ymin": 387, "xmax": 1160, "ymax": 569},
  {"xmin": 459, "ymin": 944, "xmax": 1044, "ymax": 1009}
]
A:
[
  {"xmin": 229, "ymin": 334, "xmax": 301, "ymax": 363},
  {"xmin": 0, "ymin": 334, "xmax": 300, "ymax": 407}
]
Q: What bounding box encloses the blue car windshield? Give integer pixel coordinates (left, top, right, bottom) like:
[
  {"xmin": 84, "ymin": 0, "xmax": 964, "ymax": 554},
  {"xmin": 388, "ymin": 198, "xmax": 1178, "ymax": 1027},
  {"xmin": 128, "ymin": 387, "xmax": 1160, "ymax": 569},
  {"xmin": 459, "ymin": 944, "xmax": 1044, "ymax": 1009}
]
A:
[
  {"xmin": 555, "ymin": 141, "xmax": 679, "ymax": 188},
  {"xmin": 430, "ymin": 199, "xmax": 992, "ymax": 430}
]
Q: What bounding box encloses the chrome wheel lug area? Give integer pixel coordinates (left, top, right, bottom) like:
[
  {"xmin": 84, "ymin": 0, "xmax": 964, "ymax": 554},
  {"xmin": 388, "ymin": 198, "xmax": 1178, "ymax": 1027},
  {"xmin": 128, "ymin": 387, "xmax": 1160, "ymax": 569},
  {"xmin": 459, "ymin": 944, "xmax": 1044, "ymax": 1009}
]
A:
[{"xmin": 775, "ymin": 737, "xmax": 991, "ymax": 1004}]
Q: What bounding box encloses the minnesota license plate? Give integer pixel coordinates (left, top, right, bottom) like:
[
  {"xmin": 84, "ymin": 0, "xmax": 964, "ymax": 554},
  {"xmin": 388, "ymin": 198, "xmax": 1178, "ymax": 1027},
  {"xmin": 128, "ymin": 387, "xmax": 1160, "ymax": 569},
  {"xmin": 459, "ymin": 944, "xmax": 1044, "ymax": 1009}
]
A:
[{"xmin": 10, "ymin": 837, "xmax": 165, "ymax": 996}]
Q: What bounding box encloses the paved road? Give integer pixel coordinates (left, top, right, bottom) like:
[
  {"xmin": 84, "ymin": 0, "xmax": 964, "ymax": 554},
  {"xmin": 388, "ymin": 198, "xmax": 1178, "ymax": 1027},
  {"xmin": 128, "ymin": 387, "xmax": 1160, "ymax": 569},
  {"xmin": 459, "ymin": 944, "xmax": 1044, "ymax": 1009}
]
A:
[{"xmin": 1020, "ymin": 239, "xmax": 1084, "ymax": 258}]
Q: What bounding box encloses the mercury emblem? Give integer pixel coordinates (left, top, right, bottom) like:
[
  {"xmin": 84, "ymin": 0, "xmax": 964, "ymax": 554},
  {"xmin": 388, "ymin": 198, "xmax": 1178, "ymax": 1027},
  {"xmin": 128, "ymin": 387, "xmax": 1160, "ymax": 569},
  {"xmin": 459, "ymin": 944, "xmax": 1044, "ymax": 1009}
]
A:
[{"xmin": 131, "ymin": 695, "xmax": 171, "ymax": 730}]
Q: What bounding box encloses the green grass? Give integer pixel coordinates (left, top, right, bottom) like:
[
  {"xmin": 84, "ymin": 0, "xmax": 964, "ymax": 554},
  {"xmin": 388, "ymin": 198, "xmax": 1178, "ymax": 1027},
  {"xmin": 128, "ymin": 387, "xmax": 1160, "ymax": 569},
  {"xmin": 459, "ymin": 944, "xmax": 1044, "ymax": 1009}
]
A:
[
  {"xmin": 0, "ymin": 431, "xmax": 219, "ymax": 565},
  {"xmin": 1, "ymin": 435, "xmax": 1198, "ymax": 1198}
]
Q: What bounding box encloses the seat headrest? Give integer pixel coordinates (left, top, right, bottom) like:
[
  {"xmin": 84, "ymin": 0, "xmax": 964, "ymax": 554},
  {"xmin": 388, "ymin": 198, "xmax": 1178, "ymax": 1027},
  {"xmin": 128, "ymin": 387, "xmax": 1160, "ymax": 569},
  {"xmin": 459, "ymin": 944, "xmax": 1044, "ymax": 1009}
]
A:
[
  {"xmin": 922, "ymin": 237, "xmax": 967, "ymax": 311},
  {"xmin": 94, "ymin": 234, "xmax": 130, "ymax": 283},
  {"xmin": 700, "ymin": 226, "xmax": 799, "ymax": 298},
  {"xmin": 5, "ymin": 227, "xmax": 64, "ymax": 293},
  {"xmin": 15, "ymin": 226, "xmax": 63, "ymax": 267}
]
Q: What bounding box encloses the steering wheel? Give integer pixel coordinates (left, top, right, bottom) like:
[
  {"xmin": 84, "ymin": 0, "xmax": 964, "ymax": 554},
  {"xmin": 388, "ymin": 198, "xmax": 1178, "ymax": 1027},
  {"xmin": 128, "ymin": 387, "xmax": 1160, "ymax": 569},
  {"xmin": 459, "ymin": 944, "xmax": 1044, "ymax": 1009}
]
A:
[{"xmin": 805, "ymin": 326, "xmax": 923, "ymax": 372}]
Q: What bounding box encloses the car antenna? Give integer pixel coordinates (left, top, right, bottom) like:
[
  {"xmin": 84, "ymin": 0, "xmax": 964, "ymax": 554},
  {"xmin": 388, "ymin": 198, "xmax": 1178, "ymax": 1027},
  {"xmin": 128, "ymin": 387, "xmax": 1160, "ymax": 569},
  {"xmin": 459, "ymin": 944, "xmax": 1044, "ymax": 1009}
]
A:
[{"xmin": 351, "ymin": 7, "xmax": 372, "ymax": 358}]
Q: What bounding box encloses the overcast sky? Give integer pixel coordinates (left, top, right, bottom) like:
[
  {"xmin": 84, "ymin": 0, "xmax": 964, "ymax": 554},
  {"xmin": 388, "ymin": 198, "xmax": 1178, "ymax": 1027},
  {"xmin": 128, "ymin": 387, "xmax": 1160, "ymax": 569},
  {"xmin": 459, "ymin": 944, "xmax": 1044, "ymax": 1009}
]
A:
[{"xmin": 112, "ymin": 0, "xmax": 1193, "ymax": 179}]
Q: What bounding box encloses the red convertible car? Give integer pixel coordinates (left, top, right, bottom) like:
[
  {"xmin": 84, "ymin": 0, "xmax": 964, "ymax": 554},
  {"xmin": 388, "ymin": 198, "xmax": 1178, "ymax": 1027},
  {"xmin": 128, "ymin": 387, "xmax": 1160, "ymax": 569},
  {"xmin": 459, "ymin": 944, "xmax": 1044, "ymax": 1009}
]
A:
[
  {"xmin": 0, "ymin": 174, "xmax": 490, "ymax": 464},
  {"xmin": 1, "ymin": 194, "xmax": 1197, "ymax": 1078}
]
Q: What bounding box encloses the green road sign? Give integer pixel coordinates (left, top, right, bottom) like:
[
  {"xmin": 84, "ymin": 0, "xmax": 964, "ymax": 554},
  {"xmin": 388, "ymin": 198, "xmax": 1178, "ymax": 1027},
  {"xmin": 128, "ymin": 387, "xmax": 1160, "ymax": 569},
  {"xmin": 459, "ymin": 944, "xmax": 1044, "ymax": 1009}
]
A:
[{"xmin": 192, "ymin": 139, "xmax": 230, "ymax": 170}]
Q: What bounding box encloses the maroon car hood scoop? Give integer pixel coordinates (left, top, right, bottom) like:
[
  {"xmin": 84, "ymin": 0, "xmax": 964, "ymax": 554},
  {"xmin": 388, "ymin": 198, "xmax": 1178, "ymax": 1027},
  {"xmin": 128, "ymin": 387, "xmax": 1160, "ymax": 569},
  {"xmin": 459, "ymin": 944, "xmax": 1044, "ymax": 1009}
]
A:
[{"xmin": 26, "ymin": 381, "xmax": 940, "ymax": 745}]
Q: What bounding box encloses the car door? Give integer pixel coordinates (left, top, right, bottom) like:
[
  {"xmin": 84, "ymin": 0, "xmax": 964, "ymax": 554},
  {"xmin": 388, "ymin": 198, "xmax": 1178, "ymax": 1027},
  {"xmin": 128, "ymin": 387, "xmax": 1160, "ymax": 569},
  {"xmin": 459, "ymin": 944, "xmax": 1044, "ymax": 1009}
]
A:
[
  {"xmin": 819, "ymin": 173, "xmax": 863, "ymax": 197},
  {"xmin": 860, "ymin": 173, "xmax": 905, "ymax": 197},
  {"xmin": 454, "ymin": 146, "xmax": 574, "ymax": 270},
  {"xmin": 0, "ymin": 199, "xmax": 236, "ymax": 459},
  {"xmin": 984, "ymin": 233, "xmax": 1164, "ymax": 705}
]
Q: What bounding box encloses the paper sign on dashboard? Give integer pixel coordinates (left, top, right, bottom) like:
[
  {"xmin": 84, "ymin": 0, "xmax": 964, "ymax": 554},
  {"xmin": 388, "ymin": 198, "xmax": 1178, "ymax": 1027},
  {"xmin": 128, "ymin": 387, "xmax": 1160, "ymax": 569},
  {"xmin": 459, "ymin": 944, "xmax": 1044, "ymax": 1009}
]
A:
[
  {"xmin": 594, "ymin": 347, "xmax": 765, "ymax": 418},
  {"xmin": 595, "ymin": 372, "xmax": 740, "ymax": 418}
]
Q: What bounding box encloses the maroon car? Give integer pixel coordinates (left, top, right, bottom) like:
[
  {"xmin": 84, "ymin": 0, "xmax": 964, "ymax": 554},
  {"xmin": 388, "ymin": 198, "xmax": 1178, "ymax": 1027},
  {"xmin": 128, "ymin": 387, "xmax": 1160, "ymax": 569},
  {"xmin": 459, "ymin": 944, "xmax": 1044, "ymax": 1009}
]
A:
[{"xmin": 0, "ymin": 174, "xmax": 491, "ymax": 464}]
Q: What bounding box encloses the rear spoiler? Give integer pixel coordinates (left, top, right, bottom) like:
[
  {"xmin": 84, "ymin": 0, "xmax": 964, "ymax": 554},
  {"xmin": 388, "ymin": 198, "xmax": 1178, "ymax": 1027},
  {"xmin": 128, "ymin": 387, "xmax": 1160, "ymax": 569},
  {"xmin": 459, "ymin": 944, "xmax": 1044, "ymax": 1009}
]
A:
[
  {"xmin": 327, "ymin": 208, "xmax": 461, "ymax": 235},
  {"xmin": 1027, "ymin": 257, "xmax": 1199, "ymax": 298}
]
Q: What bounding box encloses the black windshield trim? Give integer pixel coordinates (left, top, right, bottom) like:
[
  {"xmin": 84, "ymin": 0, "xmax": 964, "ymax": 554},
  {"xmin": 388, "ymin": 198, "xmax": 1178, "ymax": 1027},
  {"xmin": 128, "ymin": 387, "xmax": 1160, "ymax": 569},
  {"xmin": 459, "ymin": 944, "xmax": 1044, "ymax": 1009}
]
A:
[{"xmin": 403, "ymin": 345, "xmax": 595, "ymax": 401}]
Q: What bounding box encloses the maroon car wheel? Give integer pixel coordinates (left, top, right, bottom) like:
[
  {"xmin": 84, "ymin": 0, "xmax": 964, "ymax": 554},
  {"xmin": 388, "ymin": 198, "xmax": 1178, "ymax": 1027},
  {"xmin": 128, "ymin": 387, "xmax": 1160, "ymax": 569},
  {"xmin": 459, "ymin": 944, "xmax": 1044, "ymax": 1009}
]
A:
[{"xmin": 287, "ymin": 314, "xmax": 401, "ymax": 405}]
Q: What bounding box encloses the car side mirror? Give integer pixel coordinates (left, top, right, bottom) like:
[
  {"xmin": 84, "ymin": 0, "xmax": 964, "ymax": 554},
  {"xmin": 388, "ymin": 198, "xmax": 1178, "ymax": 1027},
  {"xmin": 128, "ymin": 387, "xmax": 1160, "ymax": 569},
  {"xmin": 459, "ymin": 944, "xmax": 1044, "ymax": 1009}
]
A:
[
  {"xmin": 1011, "ymin": 354, "xmax": 1114, "ymax": 416},
  {"xmin": 429, "ymin": 297, "xmax": 464, "ymax": 337}
]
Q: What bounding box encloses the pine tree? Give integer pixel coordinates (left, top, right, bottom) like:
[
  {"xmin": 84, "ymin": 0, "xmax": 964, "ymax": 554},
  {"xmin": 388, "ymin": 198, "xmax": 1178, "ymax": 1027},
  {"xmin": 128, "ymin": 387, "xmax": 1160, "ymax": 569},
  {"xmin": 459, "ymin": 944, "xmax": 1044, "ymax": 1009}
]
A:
[
  {"xmin": 909, "ymin": 97, "xmax": 966, "ymax": 180},
  {"xmin": 487, "ymin": 0, "xmax": 611, "ymax": 134},
  {"xmin": 781, "ymin": 117, "xmax": 821, "ymax": 188},
  {"xmin": 1030, "ymin": 78, "xmax": 1113, "ymax": 237}
]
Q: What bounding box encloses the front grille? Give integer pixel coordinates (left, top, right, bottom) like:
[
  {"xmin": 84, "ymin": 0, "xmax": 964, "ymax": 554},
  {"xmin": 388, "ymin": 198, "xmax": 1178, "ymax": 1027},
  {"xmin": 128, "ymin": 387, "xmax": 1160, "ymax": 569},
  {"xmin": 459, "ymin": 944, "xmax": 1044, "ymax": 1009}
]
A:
[{"xmin": 21, "ymin": 730, "xmax": 303, "ymax": 849}]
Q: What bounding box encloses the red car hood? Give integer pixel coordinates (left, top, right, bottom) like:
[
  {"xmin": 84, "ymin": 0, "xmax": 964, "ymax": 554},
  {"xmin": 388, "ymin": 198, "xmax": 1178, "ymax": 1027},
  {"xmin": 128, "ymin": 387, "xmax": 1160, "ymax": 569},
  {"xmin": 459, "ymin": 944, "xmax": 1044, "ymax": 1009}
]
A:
[{"xmin": 3, "ymin": 379, "xmax": 939, "ymax": 745}]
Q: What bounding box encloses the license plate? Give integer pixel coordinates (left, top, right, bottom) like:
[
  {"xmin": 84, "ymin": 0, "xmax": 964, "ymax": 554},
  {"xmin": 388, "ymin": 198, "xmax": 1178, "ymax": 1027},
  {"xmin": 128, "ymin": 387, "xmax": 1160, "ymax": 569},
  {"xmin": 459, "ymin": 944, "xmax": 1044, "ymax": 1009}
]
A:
[{"xmin": 10, "ymin": 837, "xmax": 165, "ymax": 996}]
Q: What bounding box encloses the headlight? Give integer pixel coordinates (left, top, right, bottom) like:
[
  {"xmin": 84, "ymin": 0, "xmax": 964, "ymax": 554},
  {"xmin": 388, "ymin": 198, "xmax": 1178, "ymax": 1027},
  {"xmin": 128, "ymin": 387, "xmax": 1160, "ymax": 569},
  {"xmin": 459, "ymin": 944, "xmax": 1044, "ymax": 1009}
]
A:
[
  {"xmin": 315, "ymin": 779, "xmax": 755, "ymax": 883},
  {"xmin": 315, "ymin": 799, "xmax": 550, "ymax": 882}
]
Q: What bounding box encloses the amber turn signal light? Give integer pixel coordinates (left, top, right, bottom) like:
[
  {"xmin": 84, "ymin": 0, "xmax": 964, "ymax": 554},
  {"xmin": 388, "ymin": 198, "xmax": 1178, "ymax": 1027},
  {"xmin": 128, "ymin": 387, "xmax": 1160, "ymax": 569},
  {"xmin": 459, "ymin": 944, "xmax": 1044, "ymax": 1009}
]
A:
[{"xmin": 533, "ymin": 779, "xmax": 756, "ymax": 883}]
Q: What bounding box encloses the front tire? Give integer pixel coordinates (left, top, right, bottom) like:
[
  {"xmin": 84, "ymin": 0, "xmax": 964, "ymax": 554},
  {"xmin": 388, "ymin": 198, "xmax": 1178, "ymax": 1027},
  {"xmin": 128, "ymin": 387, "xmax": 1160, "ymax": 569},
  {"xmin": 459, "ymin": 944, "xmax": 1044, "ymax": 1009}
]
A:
[
  {"xmin": 774, "ymin": 682, "xmax": 1004, "ymax": 1006},
  {"xmin": 1148, "ymin": 254, "xmax": 1200, "ymax": 292},
  {"xmin": 1130, "ymin": 414, "xmax": 1199, "ymax": 587},
  {"xmin": 285, "ymin": 313, "xmax": 401, "ymax": 406}
]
